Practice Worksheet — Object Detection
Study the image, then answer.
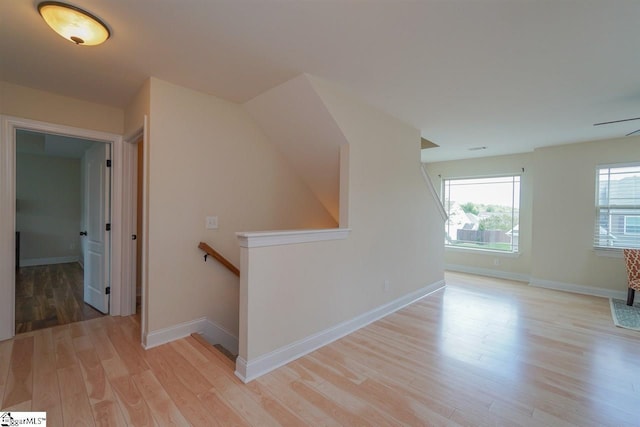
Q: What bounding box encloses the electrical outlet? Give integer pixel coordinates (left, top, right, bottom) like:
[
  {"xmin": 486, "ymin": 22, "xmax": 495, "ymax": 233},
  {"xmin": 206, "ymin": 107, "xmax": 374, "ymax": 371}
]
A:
[
  {"xmin": 383, "ymin": 279, "xmax": 390, "ymax": 292},
  {"xmin": 206, "ymin": 216, "xmax": 218, "ymax": 230},
  {"xmin": 493, "ymin": 258, "xmax": 500, "ymax": 266}
]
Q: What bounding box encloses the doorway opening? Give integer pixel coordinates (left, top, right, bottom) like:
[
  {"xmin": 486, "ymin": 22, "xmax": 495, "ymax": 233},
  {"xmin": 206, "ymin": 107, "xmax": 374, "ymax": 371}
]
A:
[
  {"xmin": 14, "ymin": 129, "xmax": 111, "ymax": 333},
  {"xmin": 1, "ymin": 114, "xmax": 135, "ymax": 342},
  {"xmin": 121, "ymin": 129, "xmax": 147, "ymax": 338}
]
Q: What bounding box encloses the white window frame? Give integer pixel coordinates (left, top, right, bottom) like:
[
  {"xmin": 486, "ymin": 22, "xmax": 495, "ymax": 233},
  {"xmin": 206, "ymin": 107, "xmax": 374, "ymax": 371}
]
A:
[
  {"xmin": 442, "ymin": 174, "xmax": 521, "ymax": 254},
  {"xmin": 594, "ymin": 162, "xmax": 640, "ymax": 250}
]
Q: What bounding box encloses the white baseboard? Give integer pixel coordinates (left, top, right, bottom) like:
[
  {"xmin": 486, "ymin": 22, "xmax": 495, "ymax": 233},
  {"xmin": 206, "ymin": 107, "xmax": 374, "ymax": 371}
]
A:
[
  {"xmin": 235, "ymin": 279, "xmax": 446, "ymax": 383},
  {"xmin": 142, "ymin": 316, "xmax": 239, "ymax": 353},
  {"xmin": 202, "ymin": 319, "xmax": 239, "ymax": 355},
  {"xmin": 529, "ymin": 277, "xmax": 627, "ymax": 300},
  {"xmin": 446, "ymin": 264, "xmax": 627, "ymax": 300},
  {"xmin": 20, "ymin": 256, "xmax": 80, "ymax": 267},
  {"xmin": 143, "ymin": 317, "xmax": 208, "ymax": 350},
  {"xmin": 446, "ymin": 263, "xmax": 530, "ymax": 283}
]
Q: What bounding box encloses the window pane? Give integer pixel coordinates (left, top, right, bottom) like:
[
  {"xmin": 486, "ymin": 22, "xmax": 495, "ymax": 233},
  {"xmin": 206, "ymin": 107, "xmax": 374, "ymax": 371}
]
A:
[
  {"xmin": 443, "ymin": 176, "xmax": 520, "ymax": 252},
  {"xmin": 595, "ymin": 164, "xmax": 640, "ymax": 249},
  {"xmin": 598, "ymin": 166, "xmax": 640, "ymax": 206},
  {"xmin": 625, "ymin": 216, "xmax": 640, "ymax": 235}
]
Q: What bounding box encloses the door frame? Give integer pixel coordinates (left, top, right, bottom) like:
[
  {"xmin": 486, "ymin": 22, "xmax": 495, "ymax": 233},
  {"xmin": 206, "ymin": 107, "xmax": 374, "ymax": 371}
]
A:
[
  {"xmin": 0, "ymin": 115, "xmax": 129, "ymax": 340},
  {"xmin": 121, "ymin": 119, "xmax": 149, "ymax": 342}
]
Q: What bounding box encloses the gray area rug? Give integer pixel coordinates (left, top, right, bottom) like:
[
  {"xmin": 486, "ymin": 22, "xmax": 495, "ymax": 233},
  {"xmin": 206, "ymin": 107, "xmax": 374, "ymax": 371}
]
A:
[{"xmin": 610, "ymin": 298, "xmax": 640, "ymax": 331}]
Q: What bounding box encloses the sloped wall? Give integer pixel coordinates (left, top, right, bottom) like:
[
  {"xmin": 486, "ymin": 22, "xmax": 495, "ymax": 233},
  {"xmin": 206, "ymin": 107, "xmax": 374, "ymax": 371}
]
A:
[
  {"xmin": 238, "ymin": 76, "xmax": 445, "ymax": 375},
  {"xmin": 145, "ymin": 78, "xmax": 337, "ymax": 339},
  {"xmin": 244, "ymin": 75, "xmax": 346, "ymax": 223}
]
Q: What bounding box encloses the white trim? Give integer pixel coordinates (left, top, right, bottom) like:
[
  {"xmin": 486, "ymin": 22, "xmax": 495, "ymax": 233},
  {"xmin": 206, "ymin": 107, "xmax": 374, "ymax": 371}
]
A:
[
  {"xmin": 120, "ymin": 129, "xmax": 142, "ymax": 317},
  {"xmin": 420, "ymin": 164, "xmax": 447, "ymax": 221},
  {"xmin": 445, "ymin": 264, "xmax": 529, "ymax": 282},
  {"xmin": 446, "ymin": 265, "xmax": 628, "ymax": 299},
  {"xmin": 529, "ymin": 277, "xmax": 627, "ymax": 300},
  {"xmin": 20, "ymin": 256, "xmax": 80, "ymax": 267},
  {"xmin": 0, "ymin": 116, "xmax": 16, "ymax": 341},
  {"xmin": 597, "ymin": 161, "xmax": 640, "ymax": 169},
  {"xmin": 235, "ymin": 357, "xmax": 250, "ymax": 381},
  {"xmin": 593, "ymin": 248, "xmax": 623, "ymax": 258},
  {"xmin": 445, "ymin": 246, "xmax": 521, "ymax": 258},
  {"xmin": 202, "ymin": 319, "xmax": 239, "ymax": 355},
  {"xmin": 0, "ymin": 115, "xmax": 123, "ymax": 341},
  {"xmin": 339, "ymin": 144, "xmax": 350, "ymax": 227},
  {"xmin": 142, "ymin": 316, "xmax": 239, "ymax": 354},
  {"xmin": 139, "ymin": 116, "xmax": 150, "ymax": 347},
  {"xmin": 437, "ymin": 171, "xmax": 525, "ymax": 180},
  {"xmin": 234, "ymin": 279, "xmax": 445, "ymax": 383},
  {"xmin": 143, "ymin": 317, "xmax": 208, "ymax": 349},
  {"xmin": 237, "ymin": 228, "xmax": 351, "ymax": 248}
]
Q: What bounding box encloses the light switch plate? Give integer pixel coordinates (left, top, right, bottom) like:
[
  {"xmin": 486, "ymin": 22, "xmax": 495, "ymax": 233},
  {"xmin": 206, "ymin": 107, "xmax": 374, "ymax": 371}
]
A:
[{"xmin": 206, "ymin": 216, "xmax": 218, "ymax": 229}]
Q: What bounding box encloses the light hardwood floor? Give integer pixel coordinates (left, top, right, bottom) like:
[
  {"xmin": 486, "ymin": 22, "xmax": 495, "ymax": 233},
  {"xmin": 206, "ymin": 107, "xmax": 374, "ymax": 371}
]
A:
[{"xmin": 1, "ymin": 272, "xmax": 639, "ymax": 426}]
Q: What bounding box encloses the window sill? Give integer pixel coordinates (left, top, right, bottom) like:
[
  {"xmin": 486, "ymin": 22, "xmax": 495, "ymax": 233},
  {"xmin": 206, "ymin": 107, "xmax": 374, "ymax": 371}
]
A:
[
  {"xmin": 445, "ymin": 246, "xmax": 521, "ymax": 258},
  {"xmin": 593, "ymin": 247, "xmax": 623, "ymax": 258}
]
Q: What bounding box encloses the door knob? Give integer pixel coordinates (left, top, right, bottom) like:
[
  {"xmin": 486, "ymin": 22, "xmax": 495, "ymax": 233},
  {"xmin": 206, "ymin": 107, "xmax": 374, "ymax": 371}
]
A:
[{"xmin": 80, "ymin": 231, "xmax": 87, "ymax": 236}]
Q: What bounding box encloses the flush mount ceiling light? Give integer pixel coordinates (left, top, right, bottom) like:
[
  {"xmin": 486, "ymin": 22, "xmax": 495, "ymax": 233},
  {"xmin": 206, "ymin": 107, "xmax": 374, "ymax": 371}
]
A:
[{"xmin": 38, "ymin": 1, "xmax": 110, "ymax": 46}]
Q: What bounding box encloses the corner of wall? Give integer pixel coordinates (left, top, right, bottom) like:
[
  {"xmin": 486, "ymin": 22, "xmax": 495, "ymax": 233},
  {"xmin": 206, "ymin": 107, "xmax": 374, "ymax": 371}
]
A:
[{"xmin": 124, "ymin": 78, "xmax": 151, "ymax": 137}]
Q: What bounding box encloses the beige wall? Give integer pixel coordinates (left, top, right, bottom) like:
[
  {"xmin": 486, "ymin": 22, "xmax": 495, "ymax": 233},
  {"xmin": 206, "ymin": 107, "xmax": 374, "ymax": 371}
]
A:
[
  {"xmin": 16, "ymin": 152, "xmax": 81, "ymax": 263},
  {"xmin": 145, "ymin": 78, "xmax": 337, "ymax": 336},
  {"xmin": 240, "ymin": 76, "xmax": 445, "ymax": 360},
  {"xmin": 0, "ymin": 83, "xmax": 124, "ymax": 341},
  {"xmin": 426, "ymin": 135, "xmax": 640, "ymax": 295},
  {"xmin": 426, "ymin": 153, "xmax": 533, "ymax": 280},
  {"xmin": 0, "ymin": 81, "xmax": 123, "ymax": 134},
  {"xmin": 530, "ymin": 136, "xmax": 640, "ymax": 293},
  {"xmin": 124, "ymin": 79, "xmax": 150, "ymax": 137},
  {"xmin": 245, "ymin": 75, "xmax": 346, "ymax": 222}
]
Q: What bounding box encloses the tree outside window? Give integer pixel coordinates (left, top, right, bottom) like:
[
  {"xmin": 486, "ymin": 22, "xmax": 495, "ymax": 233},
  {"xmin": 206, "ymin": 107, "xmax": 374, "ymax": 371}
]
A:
[{"xmin": 443, "ymin": 176, "xmax": 520, "ymax": 252}]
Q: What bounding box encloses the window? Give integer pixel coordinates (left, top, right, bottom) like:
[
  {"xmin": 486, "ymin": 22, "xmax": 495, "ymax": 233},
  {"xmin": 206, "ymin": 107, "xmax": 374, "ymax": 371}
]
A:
[
  {"xmin": 442, "ymin": 175, "xmax": 520, "ymax": 252},
  {"xmin": 625, "ymin": 216, "xmax": 640, "ymax": 235},
  {"xmin": 595, "ymin": 164, "xmax": 640, "ymax": 249}
]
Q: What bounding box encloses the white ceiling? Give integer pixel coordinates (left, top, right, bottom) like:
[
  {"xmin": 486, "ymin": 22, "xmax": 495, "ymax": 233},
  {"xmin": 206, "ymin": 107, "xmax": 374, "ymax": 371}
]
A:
[{"xmin": 1, "ymin": 0, "xmax": 639, "ymax": 162}]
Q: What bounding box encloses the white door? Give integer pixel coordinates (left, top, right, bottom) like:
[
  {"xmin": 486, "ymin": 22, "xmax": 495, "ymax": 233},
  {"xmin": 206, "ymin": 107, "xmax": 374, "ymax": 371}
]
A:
[{"xmin": 83, "ymin": 143, "xmax": 111, "ymax": 313}]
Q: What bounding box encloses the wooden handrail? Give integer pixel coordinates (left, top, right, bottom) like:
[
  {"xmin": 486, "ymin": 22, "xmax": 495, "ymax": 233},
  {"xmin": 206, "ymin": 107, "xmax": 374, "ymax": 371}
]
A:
[{"xmin": 198, "ymin": 242, "xmax": 240, "ymax": 277}]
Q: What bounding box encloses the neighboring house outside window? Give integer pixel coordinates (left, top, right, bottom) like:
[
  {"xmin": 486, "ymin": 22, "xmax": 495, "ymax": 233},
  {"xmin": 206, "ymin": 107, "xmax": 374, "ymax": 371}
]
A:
[
  {"xmin": 442, "ymin": 175, "xmax": 520, "ymax": 253},
  {"xmin": 625, "ymin": 216, "xmax": 640, "ymax": 235},
  {"xmin": 596, "ymin": 164, "xmax": 640, "ymax": 249}
]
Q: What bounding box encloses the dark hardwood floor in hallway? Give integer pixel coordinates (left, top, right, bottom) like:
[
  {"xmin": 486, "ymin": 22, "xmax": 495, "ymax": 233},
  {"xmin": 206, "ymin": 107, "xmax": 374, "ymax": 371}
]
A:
[{"xmin": 15, "ymin": 263, "xmax": 104, "ymax": 333}]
